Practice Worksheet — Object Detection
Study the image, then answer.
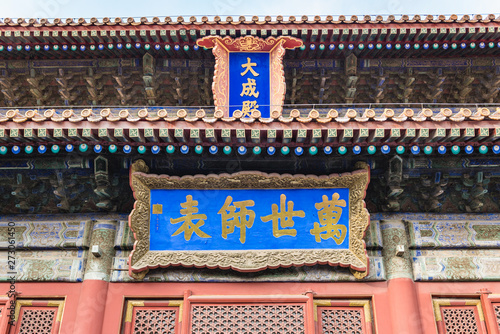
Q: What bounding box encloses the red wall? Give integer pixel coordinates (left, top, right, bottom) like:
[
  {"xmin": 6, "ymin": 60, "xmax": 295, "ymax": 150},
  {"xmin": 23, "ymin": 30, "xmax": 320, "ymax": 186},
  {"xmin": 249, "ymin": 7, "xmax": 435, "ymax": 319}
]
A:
[{"xmin": 2, "ymin": 281, "xmax": 500, "ymax": 334}]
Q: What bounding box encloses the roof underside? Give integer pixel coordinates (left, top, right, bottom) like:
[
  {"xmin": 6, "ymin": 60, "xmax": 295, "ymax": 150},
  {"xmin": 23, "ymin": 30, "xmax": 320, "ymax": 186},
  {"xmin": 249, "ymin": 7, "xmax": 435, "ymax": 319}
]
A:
[{"xmin": 0, "ymin": 56, "xmax": 499, "ymax": 108}]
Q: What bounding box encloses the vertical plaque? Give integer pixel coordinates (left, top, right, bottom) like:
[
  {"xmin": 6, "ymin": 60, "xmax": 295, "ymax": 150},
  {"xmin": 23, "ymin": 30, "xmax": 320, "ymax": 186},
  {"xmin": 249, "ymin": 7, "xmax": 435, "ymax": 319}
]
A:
[{"xmin": 197, "ymin": 36, "xmax": 303, "ymax": 118}]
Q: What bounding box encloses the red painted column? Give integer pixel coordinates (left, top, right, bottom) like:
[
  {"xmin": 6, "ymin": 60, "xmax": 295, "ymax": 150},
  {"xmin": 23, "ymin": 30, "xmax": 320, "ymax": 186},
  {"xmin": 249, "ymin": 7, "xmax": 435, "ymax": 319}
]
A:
[
  {"xmin": 480, "ymin": 289, "xmax": 499, "ymax": 334},
  {"xmin": 73, "ymin": 221, "xmax": 117, "ymax": 334},
  {"xmin": 381, "ymin": 220, "xmax": 423, "ymax": 334}
]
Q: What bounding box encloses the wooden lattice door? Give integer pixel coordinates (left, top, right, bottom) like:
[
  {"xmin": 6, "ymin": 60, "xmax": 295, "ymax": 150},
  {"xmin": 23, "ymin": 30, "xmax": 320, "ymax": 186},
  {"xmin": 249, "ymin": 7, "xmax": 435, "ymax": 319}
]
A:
[
  {"xmin": 315, "ymin": 299, "xmax": 373, "ymax": 334},
  {"xmin": 433, "ymin": 298, "xmax": 487, "ymax": 334},
  {"xmin": 10, "ymin": 300, "xmax": 64, "ymax": 334},
  {"xmin": 122, "ymin": 300, "xmax": 182, "ymax": 334}
]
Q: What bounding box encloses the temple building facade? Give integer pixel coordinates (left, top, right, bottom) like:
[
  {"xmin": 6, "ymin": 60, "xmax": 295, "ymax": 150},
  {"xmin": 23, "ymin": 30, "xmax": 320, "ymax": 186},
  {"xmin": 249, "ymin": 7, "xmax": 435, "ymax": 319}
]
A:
[{"xmin": 0, "ymin": 13, "xmax": 499, "ymax": 333}]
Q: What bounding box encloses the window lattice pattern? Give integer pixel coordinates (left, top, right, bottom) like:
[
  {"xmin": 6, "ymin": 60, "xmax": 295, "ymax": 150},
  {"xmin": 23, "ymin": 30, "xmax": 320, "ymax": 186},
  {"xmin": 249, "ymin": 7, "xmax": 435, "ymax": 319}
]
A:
[
  {"xmin": 191, "ymin": 304, "xmax": 305, "ymax": 334},
  {"xmin": 494, "ymin": 304, "xmax": 500, "ymax": 330},
  {"xmin": 442, "ymin": 308, "xmax": 479, "ymax": 334},
  {"xmin": 133, "ymin": 309, "xmax": 177, "ymax": 334},
  {"xmin": 321, "ymin": 308, "xmax": 363, "ymax": 334},
  {"xmin": 17, "ymin": 309, "xmax": 55, "ymax": 334}
]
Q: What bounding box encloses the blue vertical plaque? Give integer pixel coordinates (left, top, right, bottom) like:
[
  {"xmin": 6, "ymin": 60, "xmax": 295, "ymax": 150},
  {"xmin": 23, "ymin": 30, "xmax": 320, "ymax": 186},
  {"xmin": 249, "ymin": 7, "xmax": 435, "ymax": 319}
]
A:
[{"xmin": 229, "ymin": 52, "xmax": 271, "ymax": 118}]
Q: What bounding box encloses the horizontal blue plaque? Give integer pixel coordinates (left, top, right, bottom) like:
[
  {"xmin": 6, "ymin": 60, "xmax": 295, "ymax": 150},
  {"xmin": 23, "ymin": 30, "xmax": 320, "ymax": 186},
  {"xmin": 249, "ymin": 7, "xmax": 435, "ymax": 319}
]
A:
[{"xmin": 150, "ymin": 188, "xmax": 349, "ymax": 251}]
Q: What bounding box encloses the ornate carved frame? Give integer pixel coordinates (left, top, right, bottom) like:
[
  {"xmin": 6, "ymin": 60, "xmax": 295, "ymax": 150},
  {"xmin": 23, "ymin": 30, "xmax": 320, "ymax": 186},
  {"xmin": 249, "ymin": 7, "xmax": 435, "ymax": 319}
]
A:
[
  {"xmin": 196, "ymin": 36, "xmax": 303, "ymax": 117},
  {"xmin": 128, "ymin": 160, "xmax": 370, "ymax": 280}
]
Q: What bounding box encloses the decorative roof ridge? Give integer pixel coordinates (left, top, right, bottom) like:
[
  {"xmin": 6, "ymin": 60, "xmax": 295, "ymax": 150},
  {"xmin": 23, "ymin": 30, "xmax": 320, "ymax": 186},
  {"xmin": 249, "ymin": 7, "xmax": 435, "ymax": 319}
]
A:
[
  {"xmin": 1, "ymin": 14, "xmax": 500, "ymax": 28},
  {"xmin": 0, "ymin": 106, "xmax": 499, "ymax": 124}
]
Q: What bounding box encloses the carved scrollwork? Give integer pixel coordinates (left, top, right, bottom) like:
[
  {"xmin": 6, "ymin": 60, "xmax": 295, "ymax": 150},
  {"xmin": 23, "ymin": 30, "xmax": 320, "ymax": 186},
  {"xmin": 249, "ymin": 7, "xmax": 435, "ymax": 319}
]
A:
[{"xmin": 196, "ymin": 35, "xmax": 303, "ymax": 117}]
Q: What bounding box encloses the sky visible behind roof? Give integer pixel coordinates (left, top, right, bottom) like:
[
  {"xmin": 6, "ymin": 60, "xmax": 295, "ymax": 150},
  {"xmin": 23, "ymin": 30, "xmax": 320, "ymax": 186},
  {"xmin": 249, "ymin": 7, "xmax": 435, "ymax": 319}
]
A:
[{"xmin": 1, "ymin": 0, "xmax": 500, "ymax": 20}]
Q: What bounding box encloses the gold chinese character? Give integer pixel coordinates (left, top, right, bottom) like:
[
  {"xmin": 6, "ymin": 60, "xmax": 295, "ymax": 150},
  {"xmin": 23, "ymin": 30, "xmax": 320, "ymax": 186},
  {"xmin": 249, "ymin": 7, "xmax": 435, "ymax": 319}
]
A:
[
  {"xmin": 218, "ymin": 196, "xmax": 255, "ymax": 244},
  {"xmin": 241, "ymin": 101, "xmax": 259, "ymax": 117},
  {"xmin": 261, "ymin": 194, "xmax": 305, "ymax": 237},
  {"xmin": 310, "ymin": 193, "xmax": 347, "ymax": 244},
  {"xmin": 240, "ymin": 78, "xmax": 260, "ymax": 98},
  {"xmin": 240, "ymin": 57, "xmax": 259, "ymax": 77},
  {"xmin": 170, "ymin": 195, "xmax": 211, "ymax": 241}
]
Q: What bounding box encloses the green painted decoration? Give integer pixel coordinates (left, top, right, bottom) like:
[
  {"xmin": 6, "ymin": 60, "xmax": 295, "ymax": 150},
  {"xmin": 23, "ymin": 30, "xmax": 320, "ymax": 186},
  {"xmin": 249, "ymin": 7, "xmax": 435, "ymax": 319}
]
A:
[{"xmin": 79, "ymin": 144, "xmax": 88, "ymax": 152}]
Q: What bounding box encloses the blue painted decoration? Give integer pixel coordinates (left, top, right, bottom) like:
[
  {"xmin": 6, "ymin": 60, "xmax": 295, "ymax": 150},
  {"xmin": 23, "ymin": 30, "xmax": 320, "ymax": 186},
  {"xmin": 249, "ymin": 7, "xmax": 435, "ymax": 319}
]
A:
[
  {"xmin": 209, "ymin": 145, "xmax": 218, "ymax": 154},
  {"xmin": 238, "ymin": 146, "xmax": 247, "ymax": 155},
  {"xmin": 150, "ymin": 188, "xmax": 350, "ymax": 251}
]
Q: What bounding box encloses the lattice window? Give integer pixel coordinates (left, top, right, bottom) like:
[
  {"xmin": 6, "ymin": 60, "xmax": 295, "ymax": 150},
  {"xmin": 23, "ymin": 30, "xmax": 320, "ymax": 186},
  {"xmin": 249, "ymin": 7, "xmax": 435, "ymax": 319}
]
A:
[
  {"xmin": 0, "ymin": 299, "xmax": 7, "ymax": 331},
  {"xmin": 16, "ymin": 308, "xmax": 56, "ymax": 334},
  {"xmin": 493, "ymin": 303, "xmax": 500, "ymax": 331},
  {"xmin": 12, "ymin": 300, "xmax": 63, "ymax": 334},
  {"xmin": 442, "ymin": 307, "xmax": 479, "ymax": 334},
  {"xmin": 433, "ymin": 299, "xmax": 486, "ymax": 334},
  {"xmin": 123, "ymin": 300, "xmax": 181, "ymax": 334},
  {"xmin": 321, "ymin": 308, "xmax": 363, "ymax": 334},
  {"xmin": 190, "ymin": 304, "xmax": 305, "ymax": 334},
  {"xmin": 315, "ymin": 299, "xmax": 372, "ymax": 334}
]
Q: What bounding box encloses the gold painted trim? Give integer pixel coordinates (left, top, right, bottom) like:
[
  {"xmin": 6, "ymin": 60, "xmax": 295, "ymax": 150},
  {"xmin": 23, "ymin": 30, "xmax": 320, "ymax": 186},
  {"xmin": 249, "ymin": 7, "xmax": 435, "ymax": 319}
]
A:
[
  {"xmin": 433, "ymin": 299, "xmax": 483, "ymax": 322},
  {"xmin": 14, "ymin": 300, "xmax": 64, "ymax": 323},
  {"xmin": 169, "ymin": 301, "xmax": 183, "ymax": 322},
  {"xmin": 14, "ymin": 300, "xmax": 32, "ymax": 322},
  {"xmin": 128, "ymin": 160, "xmax": 370, "ymax": 279},
  {"xmin": 124, "ymin": 300, "xmax": 183, "ymax": 323},
  {"xmin": 313, "ymin": 300, "xmax": 332, "ymax": 321},
  {"xmin": 125, "ymin": 301, "xmax": 145, "ymax": 323},
  {"xmin": 313, "ymin": 299, "xmax": 372, "ymax": 323},
  {"xmin": 314, "ymin": 300, "xmax": 333, "ymax": 307},
  {"xmin": 348, "ymin": 300, "xmax": 372, "ymax": 323},
  {"xmin": 466, "ymin": 300, "xmax": 485, "ymax": 321},
  {"xmin": 47, "ymin": 301, "xmax": 64, "ymax": 323}
]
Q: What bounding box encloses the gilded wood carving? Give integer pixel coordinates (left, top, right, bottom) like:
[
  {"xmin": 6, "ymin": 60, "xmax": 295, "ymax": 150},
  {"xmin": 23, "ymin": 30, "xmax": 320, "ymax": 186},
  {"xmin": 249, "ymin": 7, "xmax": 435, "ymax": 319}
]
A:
[
  {"xmin": 128, "ymin": 160, "xmax": 370, "ymax": 279},
  {"xmin": 196, "ymin": 36, "xmax": 303, "ymax": 117}
]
